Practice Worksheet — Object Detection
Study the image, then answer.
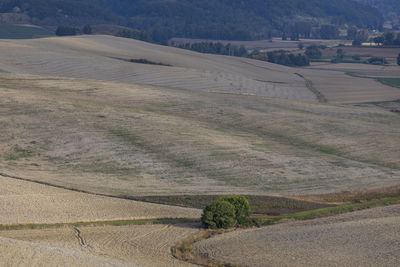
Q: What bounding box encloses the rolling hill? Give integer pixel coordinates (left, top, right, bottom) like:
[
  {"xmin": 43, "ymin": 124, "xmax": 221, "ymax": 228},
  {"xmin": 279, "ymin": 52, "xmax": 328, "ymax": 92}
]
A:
[{"xmin": 0, "ymin": 35, "xmax": 399, "ymax": 197}]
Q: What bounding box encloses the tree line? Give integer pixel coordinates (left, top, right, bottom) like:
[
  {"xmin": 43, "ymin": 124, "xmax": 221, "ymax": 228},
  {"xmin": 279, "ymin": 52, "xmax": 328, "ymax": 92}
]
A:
[
  {"xmin": 0, "ymin": 0, "xmax": 383, "ymax": 43},
  {"xmin": 172, "ymin": 42, "xmax": 310, "ymax": 67},
  {"xmin": 55, "ymin": 24, "xmax": 92, "ymax": 36}
]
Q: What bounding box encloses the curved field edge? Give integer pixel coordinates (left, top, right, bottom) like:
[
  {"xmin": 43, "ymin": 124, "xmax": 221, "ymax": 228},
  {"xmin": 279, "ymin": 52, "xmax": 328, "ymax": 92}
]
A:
[{"xmin": 172, "ymin": 193, "xmax": 400, "ymax": 267}]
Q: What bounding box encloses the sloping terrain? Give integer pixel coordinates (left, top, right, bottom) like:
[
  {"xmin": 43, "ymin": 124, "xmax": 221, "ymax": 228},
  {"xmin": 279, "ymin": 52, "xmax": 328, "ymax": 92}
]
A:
[
  {"xmin": 0, "ymin": 224, "xmax": 198, "ymax": 266},
  {"xmin": 0, "ymin": 73, "xmax": 399, "ymax": 196},
  {"xmin": 0, "ymin": 35, "xmax": 315, "ymax": 102},
  {"xmin": 0, "ymin": 175, "xmax": 200, "ymax": 225},
  {"xmin": 0, "ymin": 236, "xmax": 130, "ymax": 267},
  {"xmin": 0, "ymin": 33, "xmax": 399, "ymax": 267},
  {"xmin": 0, "ymin": 35, "xmax": 398, "ymax": 103},
  {"xmin": 194, "ymin": 204, "xmax": 400, "ymax": 266}
]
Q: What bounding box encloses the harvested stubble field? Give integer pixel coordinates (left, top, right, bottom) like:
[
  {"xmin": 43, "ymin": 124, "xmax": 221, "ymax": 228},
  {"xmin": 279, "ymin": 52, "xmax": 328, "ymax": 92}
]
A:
[
  {"xmin": 0, "ymin": 35, "xmax": 398, "ymax": 103},
  {"xmin": 0, "ymin": 35, "xmax": 399, "ymax": 266},
  {"xmin": 0, "ymin": 224, "xmax": 199, "ymax": 266},
  {"xmin": 0, "ymin": 176, "xmax": 201, "ymax": 225},
  {"xmin": 1, "ymin": 73, "xmax": 399, "ymax": 196},
  {"xmin": 194, "ymin": 204, "xmax": 400, "ymax": 266}
]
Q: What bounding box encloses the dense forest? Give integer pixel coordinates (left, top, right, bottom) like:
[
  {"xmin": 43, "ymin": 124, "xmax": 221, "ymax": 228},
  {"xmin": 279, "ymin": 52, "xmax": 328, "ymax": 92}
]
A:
[
  {"xmin": 354, "ymin": 0, "xmax": 399, "ymax": 28},
  {"xmin": 354, "ymin": 0, "xmax": 400, "ymax": 17},
  {"xmin": 0, "ymin": 0, "xmax": 384, "ymax": 42}
]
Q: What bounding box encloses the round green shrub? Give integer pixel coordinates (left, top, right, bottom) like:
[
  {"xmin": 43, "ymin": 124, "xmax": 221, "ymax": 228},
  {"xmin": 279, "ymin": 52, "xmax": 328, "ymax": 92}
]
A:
[
  {"xmin": 201, "ymin": 200, "xmax": 236, "ymax": 229},
  {"xmin": 218, "ymin": 195, "xmax": 251, "ymax": 224}
]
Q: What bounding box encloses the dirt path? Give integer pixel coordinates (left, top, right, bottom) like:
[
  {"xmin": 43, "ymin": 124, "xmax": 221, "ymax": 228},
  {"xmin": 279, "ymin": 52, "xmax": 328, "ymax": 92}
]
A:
[{"xmin": 194, "ymin": 204, "xmax": 400, "ymax": 266}]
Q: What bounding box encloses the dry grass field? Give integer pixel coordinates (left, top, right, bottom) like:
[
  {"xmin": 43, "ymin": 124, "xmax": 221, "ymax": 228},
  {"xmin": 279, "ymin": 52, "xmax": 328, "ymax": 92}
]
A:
[
  {"xmin": 0, "ymin": 35, "xmax": 398, "ymax": 103},
  {"xmin": 0, "ymin": 36, "xmax": 314, "ymax": 101},
  {"xmin": 194, "ymin": 204, "xmax": 400, "ymax": 266},
  {"xmin": 0, "ymin": 224, "xmax": 199, "ymax": 266},
  {"xmin": 0, "ymin": 35, "xmax": 399, "ymax": 266},
  {"xmin": 0, "ymin": 73, "xmax": 399, "ymax": 196},
  {"xmin": 0, "ymin": 176, "xmax": 200, "ymax": 225}
]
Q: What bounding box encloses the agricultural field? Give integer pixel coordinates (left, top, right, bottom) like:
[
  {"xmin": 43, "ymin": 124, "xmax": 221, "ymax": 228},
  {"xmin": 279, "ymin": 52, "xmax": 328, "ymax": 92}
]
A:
[
  {"xmin": 170, "ymin": 37, "xmax": 349, "ymax": 50},
  {"xmin": 0, "ymin": 35, "xmax": 398, "ymax": 104},
  {"xmin": 1, "ymin": 73, "xmax": 399, "ymax": 196},
  {"xmin": 0, "ymin": 224, "xmax": 199, "ymax": 266},
  {"xmin": 0, "ymin": 35, "xmax": 399, "ymax": 266},
  {"xmin": 0, "ymin": 176, "xmax": 200, "ymax": 225},
  {"xmin": 194, "ymin": 204, "xmax": 400, "ymax": 266}
]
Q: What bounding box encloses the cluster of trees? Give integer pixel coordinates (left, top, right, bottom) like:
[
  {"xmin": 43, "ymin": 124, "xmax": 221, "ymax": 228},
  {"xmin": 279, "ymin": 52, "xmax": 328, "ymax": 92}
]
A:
[
  {"xmin": 282, "ymin": 24, "xmax": 339, "ymax": 40},
  {"xmin": 347, "ymin": 27, "xmax": 370, "ymax": 45},
  {"xmin": 173, "ymin": 42, "xmax": 310, "ymax": 67},
  {"xmin": 0, "ymin": 0, "xmax": 116, "ymax": 24},
  {"xmin": 173, "ymin": 42, "xmax": 248, "ymax": 57},
  {"xmin": 367, "ymin": 57, "xmax": 388, "ymax": 65},
  {"xmin": 349, "ymin": 29, "xmax": 400, "ymax": 46},
  {"xmin": 281, "ymin": 21, "xmax": 312, "ymax": 40},
  {"xmin": 115, "ymin": 29, "xmax": 148, "ymax": 41},
  {"xmin": 55, "ymin": 24, "xmax": 91, "ymax": 36},
  {"xmin": 201, "ymin": 196, "xmax": 252, "ymax": 229},
  {"xmin": 305, "ymin": 45, "xmax": 325, "ymax": 59},
  {"xmin": 251, "ymin": 50, "xmax": 310, "ymax": 67},
  {"xmin": 372, "ymin": 32, "xmax": 400, "ymax": 46},
  {"xmin": 354, "ymin": 0, "xmax": 400, "ymax": 29},
  {"xmin": 0, "ymin": 0, "xmax": 384, "ymax": 43}
]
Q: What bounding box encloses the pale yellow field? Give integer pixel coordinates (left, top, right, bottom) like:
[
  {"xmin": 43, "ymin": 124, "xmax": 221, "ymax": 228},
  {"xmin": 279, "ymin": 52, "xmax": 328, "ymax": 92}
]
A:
[
  {"xmin": 0, "ymin": 35, "xmax": 399, "ymax": 266},
  {"xmin": 0, "ymin": 35, "xmax": 398, "ymax": 103},
  {"xmin": 1, "ymin": 73, "xmax": 399, "ymax": 196},
  {"xmin": 0, "ymin": 224, "xmax": 198, "ymax": 266},
  {"xmin": 194, "ymin": 204, "xmax": 400, "ymax": 266},
  {"xmin": 0, "ymin": 36, "xmax": 315, "ymax": 102},
  {"xmin": 0, "ymin": 176, "xmax": 201, "ymax": 225}
]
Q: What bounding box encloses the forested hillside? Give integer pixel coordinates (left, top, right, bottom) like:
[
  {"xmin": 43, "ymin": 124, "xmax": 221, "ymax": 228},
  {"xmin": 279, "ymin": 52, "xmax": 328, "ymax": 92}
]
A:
[
  {"xmin": 354, "ymin": 0, "xmax": 399, "ymax": 27},
  {"xmin": 0, "ymin": 0, "xmax": 383, "ymax": 41},
  {"xmin": 355, "ymin": 0, "xmax": 400, "ymax": 16}
]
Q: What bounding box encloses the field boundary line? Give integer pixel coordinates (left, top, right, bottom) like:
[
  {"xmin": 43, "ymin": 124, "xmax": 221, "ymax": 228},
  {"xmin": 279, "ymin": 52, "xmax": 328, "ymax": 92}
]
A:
[
  {"xmin": 0, "ymin": 172, "xmax": 202, "ymax": 210},
  {"xmin": 295, "ymin": 73, "xmax": 327, "ymax": 103},
  {"xmin": 0, "ymin": 218, "xmax": 199, "ymax": 231}
]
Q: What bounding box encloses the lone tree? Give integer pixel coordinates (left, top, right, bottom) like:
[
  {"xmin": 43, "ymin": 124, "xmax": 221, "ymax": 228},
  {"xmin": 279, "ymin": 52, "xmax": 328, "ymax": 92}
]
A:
[{"xmin": 201, "ymin": 195, "xmax": 251, "ymax": 229}]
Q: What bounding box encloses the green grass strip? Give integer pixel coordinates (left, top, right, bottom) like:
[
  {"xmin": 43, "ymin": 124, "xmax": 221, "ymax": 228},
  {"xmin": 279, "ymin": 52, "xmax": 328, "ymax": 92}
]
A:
[
  {"xmin": 376, "ymin": 78, "xmax": 400, "ymax": 88},
  {"xmin": 260, "ymin": 197, "xmax": 400, "ymax": 226},
  {"xmin": 0, "ymin": 218, "xmax": 199, "ymax": 231},
  {"xmin": 345, "ymin": 72, "xmax": 400, "ymax": 89}
]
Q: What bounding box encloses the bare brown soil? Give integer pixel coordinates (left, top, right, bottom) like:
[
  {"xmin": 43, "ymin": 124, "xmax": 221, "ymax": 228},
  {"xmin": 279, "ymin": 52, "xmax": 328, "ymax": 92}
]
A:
[{"xmin": 194, "ymin": 204, "xmax": 400, "ymax": 266}]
